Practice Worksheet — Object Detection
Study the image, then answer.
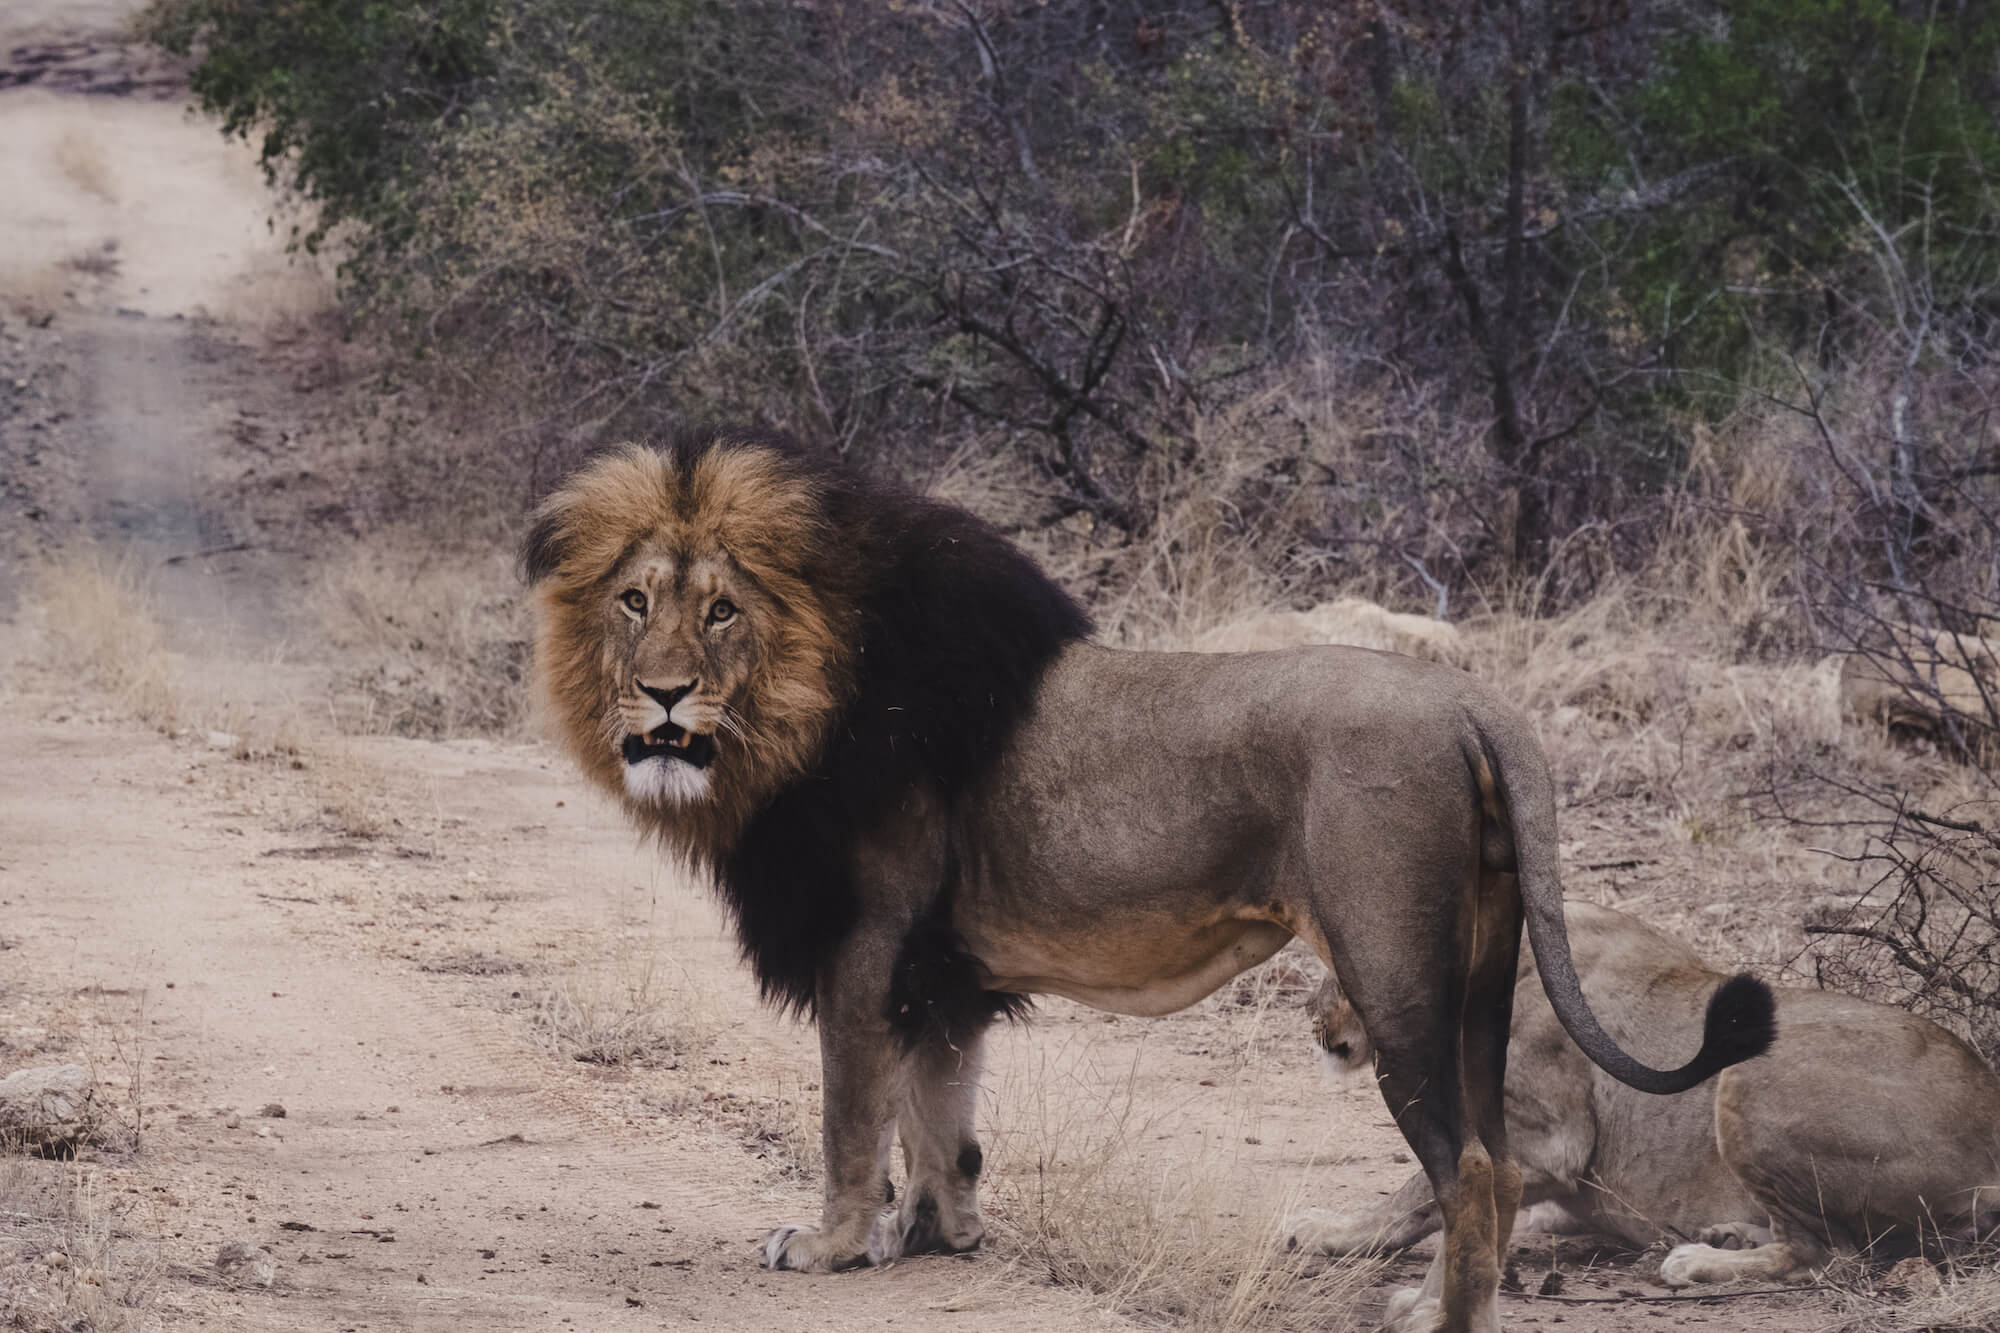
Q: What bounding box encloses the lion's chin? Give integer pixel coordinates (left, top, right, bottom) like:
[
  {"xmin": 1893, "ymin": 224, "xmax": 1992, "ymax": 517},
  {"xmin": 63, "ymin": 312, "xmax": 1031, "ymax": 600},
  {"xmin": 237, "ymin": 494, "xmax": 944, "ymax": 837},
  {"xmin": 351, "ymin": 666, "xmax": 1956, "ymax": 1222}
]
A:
[{"xmin": 622, "ymin": 756, "xmax": 715, "ymax": 807}]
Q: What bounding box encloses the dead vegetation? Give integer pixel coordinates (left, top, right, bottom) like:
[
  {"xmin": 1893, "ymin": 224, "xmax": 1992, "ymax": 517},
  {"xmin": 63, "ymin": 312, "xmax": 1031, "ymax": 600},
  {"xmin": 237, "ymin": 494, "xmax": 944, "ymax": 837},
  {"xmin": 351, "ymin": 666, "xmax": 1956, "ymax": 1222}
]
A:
[
  {"xmin": 1822, "ymin": 1251, "xmax": 2000, "ymax": 1333},
  {"xmin": 0, "ymin": 1162, "xmax": 163, "ymax": 1333},
  {"xmin": 526, "ymin": 947, "xmax": 715, "ymax": 1070},
  {"xmin": 26, "ymin": 551, "xmax": 183, "ymax": 730},
  {"xmin": 980, "ymin": 1023, "xmax": 1380, "ymax": 1332},
  {"xmin": 51, "ymin": 127, "xmax": 115, "ymax": 203},
  {"xmin": 319, "ymin": 541, "xmax": 530, "ymax": 740}
]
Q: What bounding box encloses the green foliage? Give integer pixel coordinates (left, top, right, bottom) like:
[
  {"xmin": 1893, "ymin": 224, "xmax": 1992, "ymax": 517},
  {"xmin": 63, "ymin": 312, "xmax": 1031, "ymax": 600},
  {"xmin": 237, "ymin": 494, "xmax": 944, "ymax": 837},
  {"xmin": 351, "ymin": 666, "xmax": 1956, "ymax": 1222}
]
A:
[
  {"xmin": 142, "ymin": 0, "xmax": 501, "ymax": 251},
  {"xmin": 1636, "ymin": 0, "xmax": 2000, "ymax": 342}
]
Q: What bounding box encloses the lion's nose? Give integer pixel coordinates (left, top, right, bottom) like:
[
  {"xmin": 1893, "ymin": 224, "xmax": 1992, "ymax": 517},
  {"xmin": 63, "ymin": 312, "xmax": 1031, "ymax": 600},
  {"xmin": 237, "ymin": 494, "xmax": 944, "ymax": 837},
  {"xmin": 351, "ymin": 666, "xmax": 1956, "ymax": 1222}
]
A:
[{"xmin": 639, "ymin": 680, "xmax": 696, "ymax": 712}]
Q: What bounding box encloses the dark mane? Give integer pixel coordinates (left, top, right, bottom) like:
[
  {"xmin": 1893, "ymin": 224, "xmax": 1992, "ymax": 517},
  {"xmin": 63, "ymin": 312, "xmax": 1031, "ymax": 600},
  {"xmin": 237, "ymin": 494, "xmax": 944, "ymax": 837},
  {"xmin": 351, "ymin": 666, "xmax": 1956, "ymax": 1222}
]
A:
[{"xmin": 701, "ymin": 431, "xmax": 1091, "ymax": 1019}]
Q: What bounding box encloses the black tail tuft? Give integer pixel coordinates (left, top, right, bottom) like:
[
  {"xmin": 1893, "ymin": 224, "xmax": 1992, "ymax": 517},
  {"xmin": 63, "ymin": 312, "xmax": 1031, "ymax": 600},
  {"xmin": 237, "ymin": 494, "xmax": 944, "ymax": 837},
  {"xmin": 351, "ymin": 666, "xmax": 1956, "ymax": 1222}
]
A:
[{"xmin": 1696, "ymin": 971, "xmax": 1777, "ymax": 1074}]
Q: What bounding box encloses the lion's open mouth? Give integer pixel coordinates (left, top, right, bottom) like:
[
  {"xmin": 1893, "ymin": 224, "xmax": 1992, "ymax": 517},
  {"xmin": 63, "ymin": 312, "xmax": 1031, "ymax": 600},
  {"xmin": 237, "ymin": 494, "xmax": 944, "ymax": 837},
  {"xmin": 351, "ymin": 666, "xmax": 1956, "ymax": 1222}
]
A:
[{"xmin": 621, "ymin": 723, "xmax": 716, "ymax": 770}]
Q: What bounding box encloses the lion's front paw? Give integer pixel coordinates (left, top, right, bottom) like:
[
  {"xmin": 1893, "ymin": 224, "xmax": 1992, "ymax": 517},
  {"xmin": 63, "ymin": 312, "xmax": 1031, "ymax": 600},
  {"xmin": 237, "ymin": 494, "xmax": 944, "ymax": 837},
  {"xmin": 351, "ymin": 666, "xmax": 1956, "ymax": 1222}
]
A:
[{"xmin": 762, "ymin": 1221, "xmax": 871, "ymax": 1273}]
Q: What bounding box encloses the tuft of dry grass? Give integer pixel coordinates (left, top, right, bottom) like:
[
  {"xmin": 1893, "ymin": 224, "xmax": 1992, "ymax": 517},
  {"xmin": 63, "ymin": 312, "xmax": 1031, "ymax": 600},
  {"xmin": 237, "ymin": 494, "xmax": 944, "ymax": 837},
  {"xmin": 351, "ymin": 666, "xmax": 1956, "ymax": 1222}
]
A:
[
  {"xmin": 222, "ymin": 244, "xmax": 338, "ymax": 335},
  {"xmin": 741, "ymin": 1078, "xmax": 823, "ymax": 1183},
  {"xmin": 294, "ymin": 739, "xmax": 396, "ymax": 841},
  {"xmin": 527, "ymin": 947, "xmax": 715, "ymax": 1069},
  {"xmin": 28, "ymin": 552, "xmax": 183, "ymax": 730},
  {"xmin": 0, "ymin": 1162, "xmax": 163, "ymax": 1333},
  {"xmin": 0, "ymin": 262, "xmax": 69, "ymax": 322},
  {"xmin": 52, "ymin": 129, "xmax": 116, "ymax": 204}
]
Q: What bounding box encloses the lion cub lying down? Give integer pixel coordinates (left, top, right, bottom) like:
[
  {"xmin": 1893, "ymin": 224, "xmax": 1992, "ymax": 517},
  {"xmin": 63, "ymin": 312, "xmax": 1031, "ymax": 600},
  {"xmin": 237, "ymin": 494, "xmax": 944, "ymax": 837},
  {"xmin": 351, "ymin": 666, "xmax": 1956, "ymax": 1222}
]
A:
[{"xmin": 1292, "ymin": 902, "xmax": 2000, "ymax": 1285}]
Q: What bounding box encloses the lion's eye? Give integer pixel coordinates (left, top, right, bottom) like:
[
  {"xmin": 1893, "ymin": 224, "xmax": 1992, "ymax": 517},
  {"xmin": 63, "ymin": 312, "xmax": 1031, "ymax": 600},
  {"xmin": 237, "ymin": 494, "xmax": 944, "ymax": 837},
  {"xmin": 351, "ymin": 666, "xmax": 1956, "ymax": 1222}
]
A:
[
  {"xmin": 707, "ymin": 598, "xmax": 737, "ymax": 626},
  {"xmin": 620, "ymin": 589, "xmax": 648, "ymax": 616}
]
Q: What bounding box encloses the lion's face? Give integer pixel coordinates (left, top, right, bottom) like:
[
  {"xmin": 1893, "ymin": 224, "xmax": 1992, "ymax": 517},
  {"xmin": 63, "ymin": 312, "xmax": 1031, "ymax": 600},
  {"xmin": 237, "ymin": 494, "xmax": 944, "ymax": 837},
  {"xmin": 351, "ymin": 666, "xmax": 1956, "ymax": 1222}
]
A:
[
  {"xmin": 525, "ymin": 441, "xmax": 855, "ymax": 849},
  {"xmin": 604, "ymin": 543, "xmax": 768, "ymax": 807}
]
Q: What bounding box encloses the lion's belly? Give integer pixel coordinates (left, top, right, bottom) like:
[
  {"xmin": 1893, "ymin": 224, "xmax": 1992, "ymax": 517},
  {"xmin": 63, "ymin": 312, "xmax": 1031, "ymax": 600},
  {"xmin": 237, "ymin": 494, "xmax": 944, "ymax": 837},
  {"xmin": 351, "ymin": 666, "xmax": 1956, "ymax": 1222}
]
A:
[{"xmin": 963, "ymin": 913, "xmax": 1294, "ymax": 1017}]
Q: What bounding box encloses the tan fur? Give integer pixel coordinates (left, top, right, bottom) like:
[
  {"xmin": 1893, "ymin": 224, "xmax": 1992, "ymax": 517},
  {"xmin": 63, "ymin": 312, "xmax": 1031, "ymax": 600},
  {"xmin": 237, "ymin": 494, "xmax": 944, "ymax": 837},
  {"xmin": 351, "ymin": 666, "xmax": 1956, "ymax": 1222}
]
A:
[
  {"xmin": 1292, "ymin": 903, "xmax": 2000, "ymax": 1287},
  {"xmin": 1194, "ymin": 596, "xmax": 1469, "ymax": 667},
  {"xmin": 1840, "ymin": 621, "xmax": 2000, "ymax": 756},
  {"xmin": 529, "ymin": 441, "xmax": 854, "ymax": 853}
]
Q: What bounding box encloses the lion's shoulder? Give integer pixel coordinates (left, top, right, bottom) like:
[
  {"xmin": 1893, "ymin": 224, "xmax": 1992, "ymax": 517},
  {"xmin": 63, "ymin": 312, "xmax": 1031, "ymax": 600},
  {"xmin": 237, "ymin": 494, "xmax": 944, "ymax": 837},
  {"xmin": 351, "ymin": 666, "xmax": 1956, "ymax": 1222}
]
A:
[{"xmin": 829, "ymin": 488, "xmax": 1091, "ymax": 809}]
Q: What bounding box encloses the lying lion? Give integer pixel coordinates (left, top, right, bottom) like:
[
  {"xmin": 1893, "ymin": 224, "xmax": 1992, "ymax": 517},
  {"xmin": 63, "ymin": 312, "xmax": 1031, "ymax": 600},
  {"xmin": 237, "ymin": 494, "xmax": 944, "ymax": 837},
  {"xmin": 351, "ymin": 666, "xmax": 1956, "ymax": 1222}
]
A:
[
  {"xmin": 1292, "ymin": 902, "xmax": 2000, "ymax": 1285},
  {"xmin": 524, "ymin": 432, "xmax": 1773, "ymax": 1333}
]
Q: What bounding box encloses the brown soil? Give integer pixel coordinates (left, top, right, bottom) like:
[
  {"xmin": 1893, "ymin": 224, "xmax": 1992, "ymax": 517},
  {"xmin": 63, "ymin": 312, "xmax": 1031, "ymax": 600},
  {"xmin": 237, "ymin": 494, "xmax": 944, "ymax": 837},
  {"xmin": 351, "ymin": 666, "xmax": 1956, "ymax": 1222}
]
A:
[{"xmin": 0, "ymin": 6, "xmax": 1853, "ymax": 1331}]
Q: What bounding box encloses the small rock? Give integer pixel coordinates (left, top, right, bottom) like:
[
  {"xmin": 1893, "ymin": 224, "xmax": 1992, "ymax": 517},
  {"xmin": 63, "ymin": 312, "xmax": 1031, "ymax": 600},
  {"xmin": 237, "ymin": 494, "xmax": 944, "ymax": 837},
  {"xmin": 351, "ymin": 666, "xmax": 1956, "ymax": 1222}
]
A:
[
  {"xmin": 204, "ymin": 730, "xmax": 241, "ymax": 751},
  {"xmin": 215, "ymin": 1239, "xmax": 276, "ymax": 1288},
  {"xmin": 1884, "ymin": 1255, "xmax": 1942, "ymax": 1298},
  {"xmin": 1537, "ymin": 1270, "xmax": 1565, "ymax": 1297},
  {"xmin": 224, "ymin": 1112, "xmax": 241, "ymax": 1129},
  {"xmin": 259, "ymin": 1103, "xmax": 286, "ymax": 1119},
  {"xmin": 0, "ymin": 1065, "xmax": 97, "ymax": 1149}
]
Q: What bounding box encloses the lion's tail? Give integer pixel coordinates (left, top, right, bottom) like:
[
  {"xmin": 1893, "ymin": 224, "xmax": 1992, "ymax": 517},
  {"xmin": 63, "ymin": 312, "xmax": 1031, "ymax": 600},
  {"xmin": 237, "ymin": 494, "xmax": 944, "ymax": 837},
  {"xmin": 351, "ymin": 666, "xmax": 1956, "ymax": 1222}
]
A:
[{"xmin": 1477, "ymin": 711, "xmax": 1776, "ymax": 1096}]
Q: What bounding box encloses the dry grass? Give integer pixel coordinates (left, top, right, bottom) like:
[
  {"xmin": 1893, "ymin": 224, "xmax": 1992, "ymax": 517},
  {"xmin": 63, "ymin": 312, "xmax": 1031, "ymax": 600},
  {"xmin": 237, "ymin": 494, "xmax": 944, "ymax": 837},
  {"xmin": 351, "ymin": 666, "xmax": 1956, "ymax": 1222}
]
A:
[
  {"xmin": 527, "ymin": 946, "xmax": 716, "ymax": 1069},
  {"xmin": 979, "ymin": 1015, "xmax": 1380, "ymax": 1333},
  {"xmin": 294, "ymin": 739, "xmax": 397, "ymax": 841},
  {"xmin": 221, "ymin": 244, "xmax": 337, "ymax": 336},
  {"xmin": 1822, "ymin": 1252, "xmax": 2000, "ymax": 1332},
  {"xmin": 0, "ymin": 262, "xmax": 70, "ymax": 322},
  {"xmin": 320, "ymin": 542, "xmax": 530, "ymax": 739},
  {"xmin": 61, "ymin": 242, "xmax": 121, "ymax": 279},
  {"xmin": 741, "ymin": 1077, "xmax": 823, "ymax": 1183},
  {"xmin": 19, "ymin": 551, "xmax": 405, "ymax": 843},
  {"xmin": 27, "ymin": 551, "xmax": 184, "ymax": 730},
  {"xmin": 52, "ymin": 129, "xmax": 116, "ymax": 204},
  {"xmin": 0, "ymin": 1162, "xmax": 162, "ymax": 1333}
]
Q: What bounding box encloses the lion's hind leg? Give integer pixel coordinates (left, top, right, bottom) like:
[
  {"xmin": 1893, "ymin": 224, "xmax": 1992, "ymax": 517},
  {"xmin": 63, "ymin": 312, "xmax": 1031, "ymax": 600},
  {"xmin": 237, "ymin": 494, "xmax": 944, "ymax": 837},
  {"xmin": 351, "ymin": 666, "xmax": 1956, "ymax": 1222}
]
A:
[
  {"xmin": 1388, "ymin": 865, "xmax": 1524, "ymax": 1333},
  {"xmin": 1312, "ymin": 889, "xmax": 1503, "ymax": 1331}
]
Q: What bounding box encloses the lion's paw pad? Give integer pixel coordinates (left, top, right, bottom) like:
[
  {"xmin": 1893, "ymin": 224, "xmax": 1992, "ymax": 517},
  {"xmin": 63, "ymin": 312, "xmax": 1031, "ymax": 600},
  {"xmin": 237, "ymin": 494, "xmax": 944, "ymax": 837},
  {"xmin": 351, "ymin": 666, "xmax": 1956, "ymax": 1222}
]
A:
[{"xmin": 762, "ymin": 1222, "xmax": 819, "ymax": 1270}]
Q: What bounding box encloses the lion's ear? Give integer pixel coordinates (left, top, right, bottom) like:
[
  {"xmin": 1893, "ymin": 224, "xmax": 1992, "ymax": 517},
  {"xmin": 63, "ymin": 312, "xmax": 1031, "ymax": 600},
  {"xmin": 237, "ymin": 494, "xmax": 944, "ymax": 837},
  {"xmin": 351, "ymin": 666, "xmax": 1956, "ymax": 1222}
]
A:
[{"xmin": 520, "ymin": 504, "xmax": 570, "ymax": 585}]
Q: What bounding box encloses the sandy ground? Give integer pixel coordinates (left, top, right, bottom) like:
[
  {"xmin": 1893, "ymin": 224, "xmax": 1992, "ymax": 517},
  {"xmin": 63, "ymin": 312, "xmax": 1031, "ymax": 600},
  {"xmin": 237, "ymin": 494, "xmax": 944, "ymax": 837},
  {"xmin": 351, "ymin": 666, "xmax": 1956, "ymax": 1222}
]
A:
[{"xmin": 0, "ymin": 5, "xmax": 1852, "ymax": 1331}]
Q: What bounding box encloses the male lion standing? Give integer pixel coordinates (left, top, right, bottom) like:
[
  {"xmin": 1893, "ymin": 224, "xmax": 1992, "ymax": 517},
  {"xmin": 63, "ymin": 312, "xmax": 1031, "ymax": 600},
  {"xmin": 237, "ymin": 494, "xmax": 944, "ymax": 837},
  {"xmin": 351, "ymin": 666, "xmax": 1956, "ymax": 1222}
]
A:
[{"xmin": 523, "ymin": 431, "xmax": 1775, "ymax": 1333}]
